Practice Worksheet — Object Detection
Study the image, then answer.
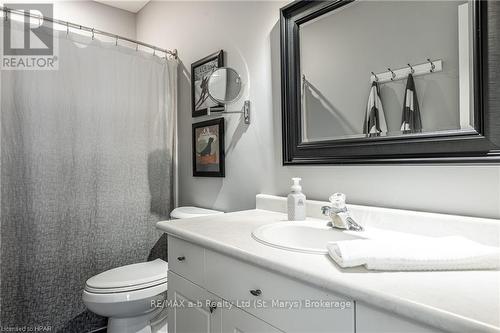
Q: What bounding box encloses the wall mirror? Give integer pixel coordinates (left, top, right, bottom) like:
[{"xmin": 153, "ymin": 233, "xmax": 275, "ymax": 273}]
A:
[
  {"xmin": 281, "ymin": 0, "xmax": 500, "ymax": 164},
  {"xmin": 208, "ymin": 67, "xmax": 242, "ymax": 103},
  {"xmin": 207, "ymin": 67, "xmax": 251, "ymax": 124}
]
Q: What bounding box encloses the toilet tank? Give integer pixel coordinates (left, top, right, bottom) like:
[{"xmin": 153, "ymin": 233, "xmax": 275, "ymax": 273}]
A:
[{"xmin": 170, "ymin": 206, "xmax": 224, "ymax": 219}]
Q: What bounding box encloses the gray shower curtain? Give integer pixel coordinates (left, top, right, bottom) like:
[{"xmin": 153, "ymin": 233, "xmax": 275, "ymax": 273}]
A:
[{"xmin": 1, "ymin": 26, "xmax": 177, "ymax": 332}]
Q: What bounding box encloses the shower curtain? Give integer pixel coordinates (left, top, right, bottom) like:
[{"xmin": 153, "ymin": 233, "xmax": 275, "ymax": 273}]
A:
[{"xmin": 1, "ymin": 24, "xmax": 177, "ymax": 332}]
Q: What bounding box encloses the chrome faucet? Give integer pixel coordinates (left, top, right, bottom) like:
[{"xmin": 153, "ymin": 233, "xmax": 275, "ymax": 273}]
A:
[{"xmin": 321, "ymin": 193, "xmax": 363, "ymax": 231}]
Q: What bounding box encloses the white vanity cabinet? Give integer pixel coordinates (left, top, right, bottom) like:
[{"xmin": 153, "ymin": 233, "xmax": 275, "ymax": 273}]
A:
[
  {"xmin": 167, "ymin": 236, "xmax": 354, "ymax": 333},
  {"xmin": 167, "ymin": 236, "xmax": 443, "ymax": 333}
]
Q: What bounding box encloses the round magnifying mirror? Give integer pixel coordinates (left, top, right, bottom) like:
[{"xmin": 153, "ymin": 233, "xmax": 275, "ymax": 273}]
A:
[{"xmin": 207, "ymin": 67, "xmax": 242, "ymax": 104}]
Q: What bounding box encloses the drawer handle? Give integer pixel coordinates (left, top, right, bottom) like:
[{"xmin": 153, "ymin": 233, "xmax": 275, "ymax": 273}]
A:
[
  {"xmin": 177, "ymin": 256, "xmax": 186, "ymax": 262},
  {"xmin": 209, "ymin": 304, "xmax": 217, "ymax": 313},
  {"xmin": 249, "ymin": 289, "xmax": 262, "ymax": 296}
]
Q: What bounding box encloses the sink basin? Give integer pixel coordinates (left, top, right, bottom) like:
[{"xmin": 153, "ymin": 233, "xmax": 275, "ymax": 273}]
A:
[{"xmin": 252, "ymin": 220, "xmax": 365, "ymax": 254}]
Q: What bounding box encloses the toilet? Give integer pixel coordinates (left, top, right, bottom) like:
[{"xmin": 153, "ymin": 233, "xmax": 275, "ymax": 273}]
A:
[
  {"xmin": 82, "ymin": 259, "xmax": 168, "ymax": 333},
  {"xmin": 83, "ymin": 206, "xmax": 223, "ymax": 333}
]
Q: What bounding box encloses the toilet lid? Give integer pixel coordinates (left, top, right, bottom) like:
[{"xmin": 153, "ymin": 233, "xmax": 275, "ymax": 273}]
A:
[
  {"xmin": 170, "ymin": 206, "xmax": 224, "ymax": 219},
  {"xmin": 85, "ymin": 259, "xmax": 168, "ymax": 293}
]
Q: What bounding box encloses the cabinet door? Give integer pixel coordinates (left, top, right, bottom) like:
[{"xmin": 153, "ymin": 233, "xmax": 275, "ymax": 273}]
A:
[
  {"xmin": 168, "ymin": 271, "xmax": 221, "ymax": 333},
  {"xmin": 222, "ymin": 306, "xmax": 282, "ymax": 333}
]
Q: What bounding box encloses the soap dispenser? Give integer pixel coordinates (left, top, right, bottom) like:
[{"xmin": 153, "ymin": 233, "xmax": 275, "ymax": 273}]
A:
[{"xmin": 287, "ymin": 177, "xmax": 306, "ymax": 221}]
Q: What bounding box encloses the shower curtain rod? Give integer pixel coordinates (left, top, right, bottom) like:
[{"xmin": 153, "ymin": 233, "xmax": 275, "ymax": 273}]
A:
[{"xmin": 0, "ymin": 6, "xmax": 178, "ymax": 59}]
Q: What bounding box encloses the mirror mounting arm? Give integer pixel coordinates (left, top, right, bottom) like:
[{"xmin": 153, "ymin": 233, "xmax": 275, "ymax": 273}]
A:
[{"xmin": 207, "ymin": 100, "xmax": 250, "ymax": 124}]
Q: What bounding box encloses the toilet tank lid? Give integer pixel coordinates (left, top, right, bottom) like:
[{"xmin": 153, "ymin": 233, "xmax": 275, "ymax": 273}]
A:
[
  {"xmin": 86, "ymin": 259, "xmax": 168, "ymax": 290},
  {"xmin": 171, "ymin": 206, "xmax": 224, "ymax": 219}
]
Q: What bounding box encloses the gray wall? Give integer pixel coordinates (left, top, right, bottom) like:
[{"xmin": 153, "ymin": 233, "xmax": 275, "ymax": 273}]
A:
[
  {"xmin": 53, "ymin": 1, "xmax": 136, "ymax": 39},
  {"xmin": 136, "ymin": 1, "xmax": 500, "ymax": 220},
  {"xmin": 300, "ymin": 1, "xmax": 464, "ymax": 140}
]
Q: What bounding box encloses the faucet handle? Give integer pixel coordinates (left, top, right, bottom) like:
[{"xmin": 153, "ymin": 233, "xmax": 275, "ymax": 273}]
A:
[
  {"xmin": 329, "ymin": 193, "xmax": 347, "ymax": 210},
  {"xmin": 324, "ymin": 193, "xmax": 363, "ymax": 231}
]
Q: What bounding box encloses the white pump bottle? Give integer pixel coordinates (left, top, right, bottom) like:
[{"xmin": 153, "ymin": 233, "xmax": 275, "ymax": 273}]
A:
[{"xmin": 287, "ymin": 178, "xmax": 306, "ymax": 221}]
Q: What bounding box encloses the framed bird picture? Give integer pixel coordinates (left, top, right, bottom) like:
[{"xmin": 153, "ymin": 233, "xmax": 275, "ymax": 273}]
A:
[
  {"xmin": 192, "ymin": 118, "xmax": 225, "ymax": 177},
  {"xmin": 191, "ymin": 50, "xmax": 224, "ymax": 117}
]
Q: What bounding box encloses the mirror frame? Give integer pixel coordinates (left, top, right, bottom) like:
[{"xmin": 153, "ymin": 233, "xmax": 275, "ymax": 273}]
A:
[{"xmin": 281, "ymin": 0, "xmax": 500, "ymax": 164}]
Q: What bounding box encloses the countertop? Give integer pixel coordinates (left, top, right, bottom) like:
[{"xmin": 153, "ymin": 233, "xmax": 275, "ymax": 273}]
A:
[{"xmin": 157, "ymin": 209, "xmax": 500, "ymax": 333}]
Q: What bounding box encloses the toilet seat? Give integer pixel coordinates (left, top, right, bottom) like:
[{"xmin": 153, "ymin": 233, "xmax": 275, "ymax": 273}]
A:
[
  {"xmin": 85, "ymin": 259, "xmax": 168, "ymax": 294},
  {"xmin": 85, "ymin": 277, "xmax": 167, "ymax": 294},
  {"xmin": 83, "ymin": 281, "xmax": 168, "ymax": 304}
]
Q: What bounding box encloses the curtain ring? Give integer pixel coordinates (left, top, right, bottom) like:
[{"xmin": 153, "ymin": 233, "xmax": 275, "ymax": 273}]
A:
[
  {"xmin": 136, "ymin": 43, "xmax": 139, "ymax": 51},
  {"xmin": 427, "ymin": 58, "xmax": 435, "ymax": 72},
  {"xmin": 66, "ymin": 22, "xmax": 69, "ymax": 35},
  {"xmin": 91, "ymin": 28, "xmax": 95, "ymax": 40},
  {"xmin": 388, "ymin": 68, "xmax": 396, "ymax": 81},
  {"xmin": 407, "ymin": 63, "xmax": 415, "ymax": 74},
  {"xmin": 371, "ymin": 71, "xmax": 379, "ymax": 82},
  {"xmin": 115, "ymin": 35, "xmax": 118, "ymax": 46}
]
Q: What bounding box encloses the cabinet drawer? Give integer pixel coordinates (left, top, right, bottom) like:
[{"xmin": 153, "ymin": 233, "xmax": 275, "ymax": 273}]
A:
[
  {"xmin": 168, "ymin": 236, "xmax": 205, "ymax": 286},
  {"xmin": 205, "ymin": 250, "xmax": 355, "ymax": 333}
]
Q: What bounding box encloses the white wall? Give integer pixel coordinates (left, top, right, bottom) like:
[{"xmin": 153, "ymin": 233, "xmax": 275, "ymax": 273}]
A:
[
  {"xmin": 136, "ymin": 1, "xmax": 500, "ymax": 219},
  {"xmin": 53, "ymin": 0, "xmax": 136, "ymax": 39}
]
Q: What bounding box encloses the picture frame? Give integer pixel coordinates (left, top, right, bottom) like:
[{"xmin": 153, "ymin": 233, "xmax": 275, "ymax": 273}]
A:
[
  {"xmin": 192, "ymin": 118, "xmax": 225, "ymax": 177},
  {"xmin": 191, "ymin": 50, "xmax": 224, "ymax": 117}
]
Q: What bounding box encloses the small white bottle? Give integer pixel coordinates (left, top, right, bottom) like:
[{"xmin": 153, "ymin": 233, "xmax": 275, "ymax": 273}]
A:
[{"xmin": 287, "ymin": 177, "xmax": 306, "ymax": 221}]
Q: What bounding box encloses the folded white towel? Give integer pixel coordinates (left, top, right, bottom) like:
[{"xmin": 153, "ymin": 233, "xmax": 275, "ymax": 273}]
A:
[{"xmin": 327, "ymin": 236, "xmax": 500, "ymax": 271}]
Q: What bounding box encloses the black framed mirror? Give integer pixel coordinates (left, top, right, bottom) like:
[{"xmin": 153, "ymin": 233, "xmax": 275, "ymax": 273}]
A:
[{"xmin": 281, "ymin": 0, "xmax": 500, "ymax": 164}]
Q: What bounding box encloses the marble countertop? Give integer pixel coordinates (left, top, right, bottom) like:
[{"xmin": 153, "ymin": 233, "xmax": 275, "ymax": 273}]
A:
[{"xmin": 157, "ymin": 209, "xmax": 500, "ymax": 333}]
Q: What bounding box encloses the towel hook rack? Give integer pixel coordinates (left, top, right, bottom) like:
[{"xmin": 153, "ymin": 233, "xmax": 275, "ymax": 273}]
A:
[
  {"xmin": 427, "ymin": 58, "xmax": 435, "ymax": 72},
  {"xmin": 371, "ymin": 59, "xmax": 442, "ymax": 84},
  {"xmin": 388, "ymin": 68, "xmax": 396, "ymax": 81}
]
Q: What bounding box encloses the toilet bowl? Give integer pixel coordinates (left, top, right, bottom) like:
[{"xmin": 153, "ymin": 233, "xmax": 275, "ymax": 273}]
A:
[
  {"xmin": 170, "ymin": 206, "xmax": 224, "ymax": 219},
  {"xmin": 82, "ymin": 259, "xmax": 168, "ymax": 333},
  {"xmin": 83, "ymin": 207, "xmax": 221, "ymax": 332}
]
